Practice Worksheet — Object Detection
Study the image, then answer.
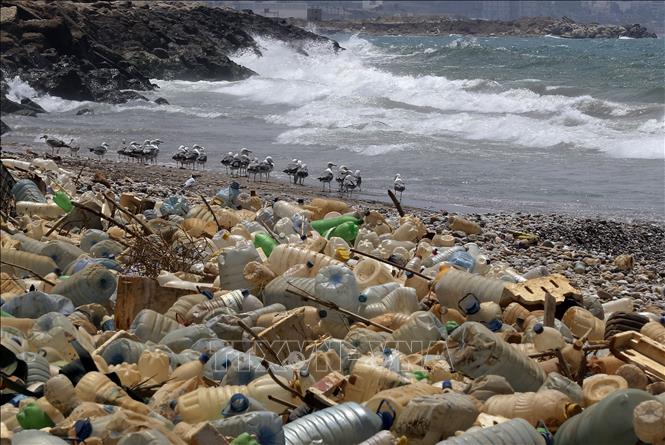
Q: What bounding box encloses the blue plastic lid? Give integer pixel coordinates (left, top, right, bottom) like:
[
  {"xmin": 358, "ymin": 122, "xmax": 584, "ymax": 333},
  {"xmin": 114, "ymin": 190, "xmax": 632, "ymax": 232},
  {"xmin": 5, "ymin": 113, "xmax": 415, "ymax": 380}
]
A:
[
  {"xmin": 442, "ymin": 380, "xmax": 453, "ymax": 389},
  {"xmin": 74, "ymin": 418, "xmax": 93, "ymax": 441},
  {"xmin": 229, "ymin": 393, "xmax": 249, "ymax": 412},
  {"xmin": 533, "ymin": 323, "xmax": 544, "ymax": 334},
  {"xmin": 306, "ymin": 260, "xmax": 315, "ymax": 268},
  {"xmin": 299, "ymin": 367, "xmax": 310, "ymax": 378},
  {"xmin": 199, "ymin": 353, "xmax": 210, "ymax": 364},
  {"xmin": 659, "ymin": 316, "xmax": 665, "ymax": 325},
  {"xmin": 462, "ymin": 299, "xmax": 480, "ymax": 315},
  {"xmin": 241, "ymin": 289, "xmax": 250, "ymax": 297},
  {"xmin": 9, "ymin": 394, "xmax": 27, "ymax": 407},
  {"xmin": 169, "ymin": 400, "xmax": 177, "ymax": 410},
  {"xmin": 379, "ymin": 411, "xmax": 394, "ymax": 430},
  {"xmin": 405, "ymin": 271, "xmax": 413, "ymax": 278},
  {"xmin": 358, "ymin": 294, "xmax": 368, "ymax": 303},
  {"xmin": 487, "ymin": 319, "xmax": 503, "ymax": 332},
  {"xmin": 383, "ymin": 347, "xmax": 392, "ymax": 356},
  {"xmin": 318, "ymin": 309, "xmax": 327, "ymax": 319},
  {"xmin": 230, "ymin": 182, "xmax": 240, "ymax": 190}
]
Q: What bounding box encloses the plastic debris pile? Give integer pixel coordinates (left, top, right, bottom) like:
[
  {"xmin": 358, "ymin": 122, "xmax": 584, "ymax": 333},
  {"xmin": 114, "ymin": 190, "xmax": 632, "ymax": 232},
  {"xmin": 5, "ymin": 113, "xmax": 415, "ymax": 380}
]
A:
[{"xmin": 1, "ymin": 156, "xmax": 664, "ymax": 445}]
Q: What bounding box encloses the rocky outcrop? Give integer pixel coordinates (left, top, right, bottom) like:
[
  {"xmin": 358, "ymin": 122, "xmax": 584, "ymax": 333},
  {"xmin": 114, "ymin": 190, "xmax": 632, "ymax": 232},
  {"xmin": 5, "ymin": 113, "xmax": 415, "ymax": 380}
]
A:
[
  {"xmin": 0, "ymin": 119, "xmax": 9, "ymax": 134},
  {"xmin": 0, "ymin": 1, "xmax": 338, "ymax": 107},
  {"xmin": 300, "ymin": 16, "xmax": 657, "ymax": 39}
]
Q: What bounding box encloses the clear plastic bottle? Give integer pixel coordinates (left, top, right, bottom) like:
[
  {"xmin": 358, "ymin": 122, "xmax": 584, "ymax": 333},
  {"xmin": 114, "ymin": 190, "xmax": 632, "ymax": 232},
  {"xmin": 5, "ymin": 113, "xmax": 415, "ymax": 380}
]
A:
[
  {"xmin": 315, "ymin": 265, "xmax": 358, "ymax": 312},
  {"xmin": 218, "ymin": 241, "xmax": 260, "ymax": 291},
  {"xmin": 389, "ymin": 311, "xmax": 444, "ymax": 354},
  {"xmin": 354, "ymin": 258, "xmax": 394, "ymax": 289}
]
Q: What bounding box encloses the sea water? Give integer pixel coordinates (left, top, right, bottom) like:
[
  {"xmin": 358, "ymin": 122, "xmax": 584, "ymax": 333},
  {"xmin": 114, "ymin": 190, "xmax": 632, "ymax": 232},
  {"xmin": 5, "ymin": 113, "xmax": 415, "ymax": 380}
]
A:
[{"xmin": 2, "ymin": 34, "xmax": 663, "ymax": 220}]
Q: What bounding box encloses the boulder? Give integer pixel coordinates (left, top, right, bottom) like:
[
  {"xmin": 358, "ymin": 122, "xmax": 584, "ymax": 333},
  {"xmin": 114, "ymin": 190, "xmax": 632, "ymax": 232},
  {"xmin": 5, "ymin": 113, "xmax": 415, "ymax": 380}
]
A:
[
  {"xmin": 0, "ymin": 119, "xmax": 10, "ymax": 135},
  {"xmin": 154, "ymin": 97, "xmax": 169, "ymax": 105}
]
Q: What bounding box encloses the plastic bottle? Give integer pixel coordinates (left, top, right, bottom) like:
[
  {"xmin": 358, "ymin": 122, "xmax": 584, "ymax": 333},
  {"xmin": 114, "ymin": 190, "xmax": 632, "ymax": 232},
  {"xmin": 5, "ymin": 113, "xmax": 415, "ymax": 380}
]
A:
[
  {"xmin": 484, "ymin": 389, "xmax": 574, "ymax": 427},
  {"xmin": 640, "ymin": 319, "xmax": 665, "ymax": 344},
  {"xmin": 221, "ymin": 393, "xmax": 266, "ymax": 418},
  {"xmin": 176, "ymin": 385, "xmax": 248, "ymax": 423},
  {"xmin": 171, "ymin": 353, "xmax": 209, "ymax": 380},
  {"xmin": 53, "ymin": 190, "xmax": 73, "ymax": 213},
  {"xmin": 448, "ymin": 250, "xmax": 476, "ymax": 271},
  {"xmin": 531, "ymin": 323, "xmax": 566, "ymax": 352},
  {"xmin": 11, "ymin": 179, "xmax": 47, "ymax": 203},
  {"xmin": 503, "ymin": 302, "xmax": 532, "ymax": 325},
  {"xmin": 437, "ymin": 418, "xmax": 545, "ymax": 445},
  {"xmin": 358, "ymin": 283, "xmax": 401, "ymax": 305},
  {"xmin": 560, "ymin": 337, "xmax": 585, "ymax": 376},
  {"xmin": 404, "ymin": 271, "xmax": 430, "ymax": 300},
  {"xmin": 363, "ymin": 382, "xmax": 442, "ymax": 419},
  {"xmin": 99, "ymin": 337, "xmax": 147, "ymax": 366},
  {"xmin": 283, "ymin": 261, "xmax": 316, "ymax": 279},
  {"xmin": 562, "ymin": 306, "xmax": 605, "ymax": 341},
  {"xmin": 75, "ymin": 372, "xmax": 150, "ymax": 414},
  {"xmin": 450, "ymin": 322, "xmax": 546, "ymax": 392},
  {"xmin": 389, "ymin": 311, "xmax": 444, "ymax": 354},
  {"xmin": 17, "ymin": 352, "xmax": 51, "ymax": 385},
  {"xmin": 314, "ymin": 265, "xmax": 359, "ymax": 311},
  {"xmin": 358, "ymin": 431, "xmax": 399, "ymax": 445},
  {"xmin": 328, "ymin": 220, "xmax": 359, "ymax": 243},
  {"xmin": 283, "ymin": 402, "xmax": 385, "ymax": 445},
  {"xmin": 137, "ymin": 350, "xmax": 171, "ymax": 385},
  {"xmin": 273, "ymin": 200, "xmax": 311, "ymax": 220},
  {"xmin": 583, "ymin": 374, "xmax": 629, "ymax": 406},
  {"xmin": 80, "ymin": 229, "xmax": 109, "ymax": 253},
  {"xmin": 540, "ymin": 372, "xmax": 584, "ymax": 404},
  {"xmin": 448, "ymin": 216, "xmax": 481, "ymax": 235},
  {"xmin": 262, "ymin": 275, "xmax": 316, "ymax": 310},
  {"xmin": 16, "ymin": 402, "xmax": 55, "ymax": 429},
  {"xmin": 210, "ymin": 411, "xmax": 284, "ymax": 445},
  {"xmin": 393, "ymin": 393, "xmax": 479, "ymax": 443},
  {"xmin": 51, "ymin": 264, "xmax": 117, "ymax": 307},
  {"xmin": 160, "ymin": 324, "xmax": 217, "ymax": 353},
  {"xmin": 246, "ymin": 374, "xmax": 303, "ymax": 414},
  {"xmin": 253, "ymin": 232, "xmax": 278, "ymax": 257},
  {"xmin": 434, "ymin": 266, "xmax": 506, "ymax": 308},
  {"xmin": 40, "ymin": 240, "xmax": 85, "ymax": 271},
  {"xmin": 311, "ymin": 215, "xmax": 362, "ymax": 235},
  {"xmin": 358, "ymin": 286, "xmax": 420, "ymax": 319},
  {"xmin": 458, "ymin": 294, "xmax": 503, "ymax": 331},
  {"xmin": 554, "ymin": 389, "xmax": 656, "ymax": 445},
  {"xmin": 28, "ymin": 312, "xmax": 81, "ymax": 362},
  {"xmin": 324, "ymin": 236, "xmax": 351, "ymax": 259},
  {"xmin": 354, "ymin": 258, "xmax": 394, "ymax": 289},
  {"xmin": 601, "ymin": 297, "xmax": 634, "ymax": 318},
  {"xmin": 267, "ymin": 244, "xmax": 341, "ymax": 275},
  {"xmin": 218, "ymin": 241, "xmax": 260, "ymax": 291},
  {"xmin": 1, "ymin": 291, "xmax": 74, "ymax": 318},
  {"xmin": 89, "ymin": 239, "xmax": 124, "ymax": 258},
  {"xmin": 633, "ymin": 400, "xmax": 665, "ymax": 445},
  {"xmin": 0, "ymin": 248, "xmax": 58, "ymax": 278},
  {"xmin": 44, "ymin": 375, "xmax": 80, "ymax": 417},
  {"xmin": 164, "ymin": 293, "xmax": 209, "ymax": 321}
]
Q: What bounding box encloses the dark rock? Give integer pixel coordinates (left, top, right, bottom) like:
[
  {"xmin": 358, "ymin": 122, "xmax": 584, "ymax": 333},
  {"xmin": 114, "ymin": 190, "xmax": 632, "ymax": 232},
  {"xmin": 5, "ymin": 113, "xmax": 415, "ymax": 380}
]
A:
[
  {"xmin": 1, "ymin": 1, "xmax": 338, "ymax": 104},
  {"xmin": 20, "ymin": 97, "xmax": 45, "ymax": 114},
  {"xmin": 1, "ymin": 94, "xmax": 37, "ymax": 116},
  {"xmin": 154, "ymin": 97, "xmax": 169, "ymax": 105},
  {"xmin": 76, "ymin": 107, "xmax": 94, "ymax": 115},
  {"xmin": 0, "ymin": 119, "xmax": 10, "ymax": 135}
]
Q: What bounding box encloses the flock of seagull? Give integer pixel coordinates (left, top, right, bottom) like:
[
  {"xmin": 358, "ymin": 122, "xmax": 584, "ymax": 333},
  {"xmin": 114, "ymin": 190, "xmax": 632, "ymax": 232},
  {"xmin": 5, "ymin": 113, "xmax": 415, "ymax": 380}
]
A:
[{"xmin": 40, "ymin": 135, "xmax": 406, "ymax": 199}]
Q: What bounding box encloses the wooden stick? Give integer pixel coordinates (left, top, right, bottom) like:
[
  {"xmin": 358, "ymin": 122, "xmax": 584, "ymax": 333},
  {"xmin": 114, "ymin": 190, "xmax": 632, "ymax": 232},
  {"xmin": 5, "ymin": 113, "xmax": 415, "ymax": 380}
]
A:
[
  {"xmin": 237, "ymin": 319, "xmax": 283, "ymax": 365},
  {"xmin": 260, "ymin": 359, "xmax": 306, "ymax": 402},
  {"xmin": 543, "ymin": 291, "xmax": 556, "ymax": 328},
  {"xmin": 199, "ymin": 194, "xmax": 221, "ymax": 231},
  {"xmin": 0, "ymin": 259, "xmax": 56, "ymax": 286},
  {"xmin": 350, "ymin": 248, "xmax": 432, "ymax": 281},
  {"xmin": 576, "ymin": 351, "xmax": 588, "ymax": 386},
  {"xmin": 387, "ymin": 189, "xmax": 405, "ymax": 217},
  {"xmin": 268, "ymin": 394, "xmax": 298, "ymax": 410},
  {"xmin": 103, "ymin": 192, "xmax": 155, "ymax": 236},
  {"xmin": 45, "ymin": 214, "xmax": 68, "ymax": 236},
  {"xmin": 554, "ymin": 348, "xmax": 572, "ymax": 380},
  {"xmin": 286, "ymin": 281, "xmax": 393, "ymax": 333},
  {"xmin": 70, "ymin": 201, "xmax": 139, "ymax": 241}
]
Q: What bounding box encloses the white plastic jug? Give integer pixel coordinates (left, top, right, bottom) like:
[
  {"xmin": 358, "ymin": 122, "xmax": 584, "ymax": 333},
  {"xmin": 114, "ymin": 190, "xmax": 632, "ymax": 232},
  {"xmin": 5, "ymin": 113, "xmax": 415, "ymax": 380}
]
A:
[
  {"xmin": 389, "ymin": 311, "xmax": 444, "ymax": 354},
  {"xmin": 315, "ymin": 265, "xmax": 359, "ymax": 312},
  {"xmin": 218, "ymin": 241, "xmax": 260, "ymax": 291}
]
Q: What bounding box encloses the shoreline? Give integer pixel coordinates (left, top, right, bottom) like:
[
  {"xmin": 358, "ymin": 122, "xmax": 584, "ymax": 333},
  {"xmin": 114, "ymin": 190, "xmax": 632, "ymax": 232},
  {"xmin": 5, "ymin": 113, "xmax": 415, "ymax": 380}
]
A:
[{"xmin": 2, "ymin": 147, "xmax": 664, "ymax": 312}]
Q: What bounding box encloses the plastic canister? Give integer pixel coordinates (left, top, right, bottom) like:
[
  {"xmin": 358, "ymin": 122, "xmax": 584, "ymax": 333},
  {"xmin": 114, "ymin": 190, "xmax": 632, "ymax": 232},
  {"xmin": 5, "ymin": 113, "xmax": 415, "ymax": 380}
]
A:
[
  {"xmin": 449, "ymin": 322, "xmax": 546, "ymax": 392},
  {"xmin": 354, "ymin": 258, "xmax": 394, "ymax": 289},
  {"xmin": 40, "ymin": 240, "xmax": 85, "ymax": 271},
  {"xmin": 448, "ymin": 216, "xmax": 481, "ymax": 235},
  {"xmin": 358, "ymin": 431, "xmax": 399, "ymax": 445},
  {"xmin": 311, "ymin": 215, "xmax": 362, "ymax": 235},
  {"xmin": 12, "ymin": 179, "xmax": 46, "ymax": 203},
  {"xmin": 0, "ymin": 248, "xmax": 58, "ymax": 279},
  {"xmin": 176, "ymin": 385, "xmax": 248, "ymax": 423},
  {"xmin": 75, "ymin": 371, "xmax": 150, "ymax": 414},
  {"xmin": 51, "ymin": 264, "xmax": 117, "ymax": 307},
  {"xmin": 561, "ymin": 306, "xmax": 605, "ymax": 341},
  {"xmin": 344, "ymin": 357, "xmax": 409, "ymax": 403},
  {"xmin": 640, "ymin": 319, "xmax": 665, "ymax": 344},
  {"xmin": 633, "ymin": 400, "xmax": 665, "ymax": 445},
  {"xmin": 554, "ymin": 389, "xmax": 656, "ymax": 445},
  {"xmin": 531, "ymin": 323, "xmax": 566, "ymax": 352},
  {"xmin": 160, "ymin": 324, "xmax": 217, "ymax": 353},
  {"xmin": 363, "ymin": 382, "xmax": 443, "ymax": 420},
  {"xmin": 358, "ymin": 286, "xmax": 420, "ymax": 319},
  {"xmin": 253, "ymin": 232, "xmax": 278, "ymax": 257},
  {"xmin": 393, "ymin": 393, "xmax": 479, "ymax": 443},
  {"xmin": 389, "ymin": 311, "xmax": 444, "ymax": 354},
  {"xmin": 210, "ymin": 411, "xmax": 284, "ymax": 445},
  {"xmin": 137, "ymin": 350, "xmax": 171, "ymax": 385},
  {"xmin": 583, "ymin": 374, "xmax": 629, "ymax": 406},
  {"xmin": 218, "ymin": 241, "xmax": 261, "ymax": 291},
  {"xmin": 484, "ymin": 389, "xmax": 573, "ymax": 427},
  {"xmin": 89, "ymin": 239, "xmax": 124, "ymax": 259},
  {"xmin": 262, "ymin": 275, "xmax": 316, "ymax": 310},
  {"xmin": 314, "ymin": 265, "xmax": 359, "ymax": 312},
  {"xmin": 28, "ymin": 312, "xmax": 81, "ymax": 362},
  {"xmin": 437, "ymin": 418, "xmax": 545, "ymax": 445},
  {"xmin": 1, "ymin": 291, "xmax": 74, "ymax": 318},
  {"xmin": 283, "ymin": 402, "xmax": 384, "ymax": 445},
  {"xmin": 80, "ymin": 229, "xmax": 109, "ymax": 253},
  {"xmin": 434, "ymin": 267, "xmax": 506, "ymax": 309},
  {"xmin": 267, "ymin": 244, "xmax": 341, "ymax": 275},
  {"xmin": 130, "ymin": 309, "xmax": 182, "ymax": 343}
]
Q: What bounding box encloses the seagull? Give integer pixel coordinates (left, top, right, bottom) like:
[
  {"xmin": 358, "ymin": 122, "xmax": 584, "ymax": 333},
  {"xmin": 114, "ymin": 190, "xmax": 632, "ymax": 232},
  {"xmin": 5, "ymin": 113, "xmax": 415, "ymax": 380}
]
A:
[
  {"xmin": 353, "ymin": 169, "xmax": 362, "ymax": 192},
  {"xmin": 342, "ymin": 173, "xmax": 357, "ymax": 197},
  {"xmin": 283, "ymin": 158, "xmax": 300, "ymax": 184},
  {"xmin": 68, "ymin": 144, "xmax": 80, "ymax": 158},
  {"xmin": 295, "ymin": 163, "xmax": 308, "ymax": 185},
  {"xmin": 259, "ymin": 156, "xmax": 275, "ymax": 182},
  {"xmin": 88, "ymin": 142, "xmax": 109, "ymax": 160},
  {"xmin": 221, "ymin": 151, "xmax": 234, "ymax": 174},
  {"xmin": 182, "ymin": 174, "xmax": 196, "ymax": 192},
  {"xmin": 247, "ymin": 156, "xmax": 261, "ymax": 181},
  {"xmin": 40, "ymin": 135, "xmax": 73, "ymax": 155},
  {"xmin": 336, "ymin": 165, "xmax": 350, "ymax": 191},
  {"xmin": 239, "ymin": 148, "xmax": 252, "ymax": 176},
  {"xmin": 193, "ymin": 144, "xmax": 207, "ymax": 169},
  {"xmin": 318, "ymin": 163, "xmax": 335, "ymax": 192},
  {"xmin": 393, "ymin": 174, "xmax": 405, "ymax": 202}
]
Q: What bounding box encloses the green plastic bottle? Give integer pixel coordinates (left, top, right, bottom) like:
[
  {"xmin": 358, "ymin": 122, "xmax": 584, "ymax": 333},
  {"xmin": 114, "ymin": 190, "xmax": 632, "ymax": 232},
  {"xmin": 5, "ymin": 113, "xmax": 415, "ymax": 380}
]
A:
[
  {"xmin": 253, "ymin": 232, "xmax": 278, "ymax": 257},
  {"xmin": 16, "ymin": 402, "xmax": 55, "ymax": 429},
  {"xmin": 230, "ymin": 433, "xmax": 261, "ymax": 445},
  {"xmin": 329, "ymin": 221, "xmax": 359, "ymax": 243},
  {"xmin": 53, "ymin": 190, "xmax": 73, "ymax": 213},
  {"xmin": 311, "ymin": 215, "xmax": 362, "ymax": 235},
  {"xmin": 1, "ymin": 310, "xmax": 14, "ymax": 318}
]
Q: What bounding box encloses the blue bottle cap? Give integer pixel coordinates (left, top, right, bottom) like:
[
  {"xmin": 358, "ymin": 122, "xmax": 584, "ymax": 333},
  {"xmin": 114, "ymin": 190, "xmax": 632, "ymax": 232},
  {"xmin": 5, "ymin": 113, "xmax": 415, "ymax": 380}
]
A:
[
  {"xmin": 306, "ymin": 260, "xmax": 315, "ymax": 268},
  {"xmin": 229, "ymin": 393, "xmax": 249, "ymax": 412},
  {"xmin": 442, "ymin": 380, "xmax": 453, "ymax": 389},
  {"xmin": 405, "ymin": 271, "xmax": 413, "ymax": 278},
  {"xmin": 318, "ymin": 309, "xmax": 327, "ymax": 319},
  {"xmin": 241, "ymin": 289, "xmax": 250, "ymax": 297},
  {"xmin": 358, "ymin": 294, "xmax": 368, "ymax": 303},
  {"xmin": 379, "ymin": 411, "xmax": 394, "ymax": 430},
  {"xmin": 169, "ymin": 400, "xmax": 177, "ymax": 410},
  {"xmin": 462, "ymin": 299, "xmax": 480, "ymax": 315},
  {"xmin": 487, "ymin": 319, "xmax": 503, "ymax": 332},
  {"xmin": 199, "ymin": 353, "xmax": 210, "ymax": 364},
  {"xmin": 533, "ymin": 323, "xmax": 544, "ymax": 334},
  {"xmin": 383, "ymin": 347, "xmax": 392, "ymax": 356}
]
